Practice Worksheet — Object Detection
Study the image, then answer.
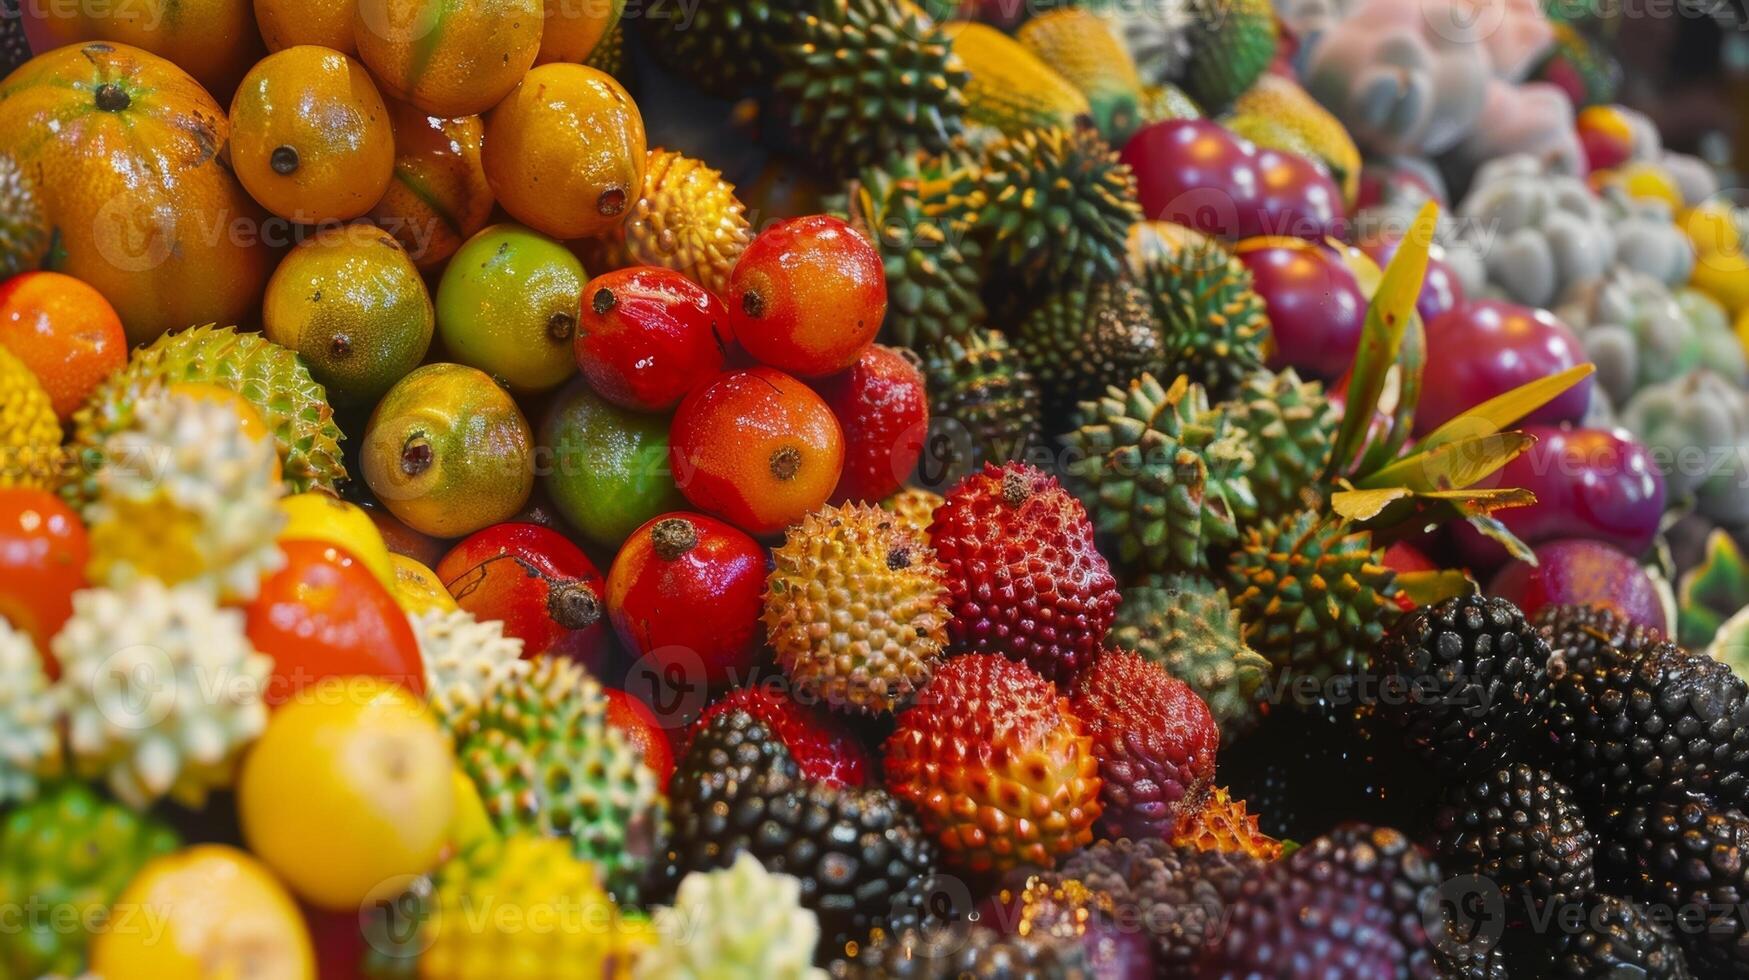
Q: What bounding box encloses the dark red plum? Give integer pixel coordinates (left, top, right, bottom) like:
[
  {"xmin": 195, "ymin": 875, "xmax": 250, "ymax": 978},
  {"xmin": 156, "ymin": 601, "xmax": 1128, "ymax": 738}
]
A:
[
  {"xmin": 1417, "ymin": 300, "xmax": 1593, "ymax": 436},
  {"xmin": 1238, "ymin": 239, "xmax": 1367, "ymax": 380},
  {"xmin": 1488, "ymin": 538, "xmax": 1667, "ymax": 633},
  {"xmin": 1122, "ymin": 119, "xmax": 1345, "ymax": 242}
]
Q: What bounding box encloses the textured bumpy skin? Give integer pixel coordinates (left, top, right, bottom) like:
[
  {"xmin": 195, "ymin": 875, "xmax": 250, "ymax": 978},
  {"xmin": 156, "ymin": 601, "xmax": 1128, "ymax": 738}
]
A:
[
  {"xmin": 1595, "ymin": 800, "xmax": 1749, "ymax": 973},
  {"xmin": 883, "ymin": 654, "xmax": 1102, "ymax": 872},
  {"xmin": 1536, "ymin": 602, "xmax": 1666, "ymax": 672},
  {"xmin": 1109, "ymin": 574, "xmax": 1270, "ymax": 737},
  {"xmin": 0, "ymin": 620, "xmax": 59, "ymax": 805},
  {"xmin": 1227, "ymin": 509, "xmax": 1401, "ymax": 680},
  {"xmin": 0, "ymin": 153, "xmax": 47, "ymax": 280},
  {"xmin": 928, "ymin": 462, "xmax": 1119, "ymax": 682},
  {"xmin": 1135, "ymin": 238, "xmax": 1270, "ymax": 401},
  {"xmin": 764, "ymin": 503, "xmax": 950, "ymax": 714},
  {"xmin": 832, "ymin": 923, "xmax": 1091, "ymax": 978},
  {"xmin": 687, "ymin": 687, "xmax": 871, "ymax": 788},
  {"xmin": 86, "ymin": 392, "xmax": 286, "ymax": 603},
  {"xmin": 880, "ymin": 487, "xmax": 944, "ymax": 546},
  {"xmin": 622, "ymin": 149, "xmax": 752, "ymax": 295},
  {"xmin": 66, "ymin": 325, "xmax": 346, "ymax": 509},
  {"xmin": 1552, "ymin": 893, "xmax": 1693, "ymax": 978},
  {"xmin": 1016, "ymin": 8, "xmax": 1145, "ymax": 142},
  {"xmin": 1223, "ymin": 368, "xmax": 1340, "ymax": 518},
  {"xmin": 1433, "ymin": 765, "xmax": 1595, "ymax": 921},
  {"xmin": 1070, "ymin": 649, "xmax": 1218, "ymax": 840},
  {"xmin": 1181, "ymin": 0, "xmax": 1277, "ymax": 110},
  {"xmin": 644, "ymin": 0, "xmax": 804, "ymax": 93},
  {"xmin": 446, "ymin": 654, "xmax": 664, "ymax": 901},
  {"xmin": 843, "ymin": 155, "xmax": 984, "ymax": 351},
  {"xmin": 1065, "ymin": 373, "xmax": 1256, "ymax": 574},
  {"xmin": 775, "ymin": 0, "xmax": 968, "ymax": 176},
  {"xmin": 639, "ymin": 853, "xmax": 826, "ymax": 980},
  {"xmin": 1171, "ymin": 785, "xmax": 1283, "ymax": 862},
  {"xmin": 920, "ymin": 331, "xmax": 1041, "ymax": 489},
  {"xmin": 942, "ymin": 22, "xmax": 1092, "ymax": 135},
  {"xmin": 52, "ymin": 580, "xmax": 271, "ymax": 809},
  {"xmin": 1014, "ymin": 276, "xmax": 1162, "ymax": 420},
  {"xmin": 1372, "ymin": 596, "xmax": 1552, "ymax": 776},
  {"xmin": 0, "ymin": 345, "xmax": 60, "ymax": 490},
  {"xmin": 414, "ymin": 609, "xmax": 529, "ymax": 728},
  {"xmin": 0, "ymin": 782, "xmax": 181, "ymax": 978}
]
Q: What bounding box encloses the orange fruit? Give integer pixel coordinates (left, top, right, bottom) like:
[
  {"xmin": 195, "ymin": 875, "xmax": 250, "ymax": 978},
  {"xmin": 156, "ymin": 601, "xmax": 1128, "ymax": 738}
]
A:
[
  {"xmin": 254, "ymin": 0, "xmax": 358, "ymax": 53},
  {"xmin": 367, "ymin": 100, "xmax": 494, "ymax": 270},
  {"xmin": 230, "ymin": 46, "xmax": 396, "ymax": 223},
  {"xmin": 0, "ymin": 271, "xmax": 126, "ymax": 421},
  {"xmin": 353, "ymin": 0, "xmax": 544, "ymax": 117},
  {"xmin": 20, "ymin": 0, "xmax": 265, "ymax": 101},
  {"xmin": 483, "ymin": 63, "xmax": 646, "ymax": 240},
  {"xmin": 0, "ymin": 43, "xmax": 275, "ymax": 345},
  {"xmin": 537, "ymin": 0, "xmax": 623, "ymax": 64}
]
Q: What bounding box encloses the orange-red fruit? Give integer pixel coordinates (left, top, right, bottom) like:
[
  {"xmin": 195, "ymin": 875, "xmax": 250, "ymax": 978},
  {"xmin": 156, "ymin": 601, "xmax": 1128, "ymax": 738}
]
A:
[
  {"xmin": 668, "ymin": 367, "xmax": 844, "ymax": 535},
  {"xmin": 1171, "ymin": 785, "xmax": 1284, "ymax": 862},
  {"xmin": 603, "ymin": 687, "xmax": 676, "ymax": 785},
  {"xmin": 883, "ymin": 653, "xmax": 1102, "ymax": 873},
  {"xmin": 726, "ymin": 215, "xmax": 886, "ymax": 377},
  {"xmin": 0, "ymin": 272, "xmax": 127, "ymax": 422},
  {"xmin": 0, "ymin": 488, "xmax": 87, "ymax": 665},
  {"xmin": 811, "ymin": 344, "xmax": 929, "ymax": 504},
  {"xmin": 434, "ymin": 522, "xmax": 608, "ymax": 662}
]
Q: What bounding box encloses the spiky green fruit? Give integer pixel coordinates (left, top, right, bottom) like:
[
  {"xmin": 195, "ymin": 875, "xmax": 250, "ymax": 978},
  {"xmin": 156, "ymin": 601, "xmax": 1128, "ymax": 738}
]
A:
[
  {"xmin": 1063, "ymin": 373, "xmax": 1255, "ymax": 572},
  {"xmin": 1223, "ymin": 369, "xmax": 1340, "ymax": 519},
  {"xmin": 66, "ymin": 324, "xmax": 346, "ymax": 512},
  {"xmin": 637, "ymin": 853, "xmax": 827, "ymax": 979},
  {"xmin": 0, "ymin": 620, "xmax": 59, "ymax": 805},
  {"xmin": 0, "ymin": 152, "xmax": 47, "ymax": 280},
  {"xmin": 1016, "ymin": 276, "xmax": 1162, "ymax": 420},
  {"xmin": 1140, "ymin": 83, "xmax": 1202, "ymax": 124},
  {"xmin": 1227, "ymin": 510, "xmax": 1401, "ymax": 679},
  {"xmin": 1109, "ymin": 574, "xmax": 1270, "ymax": 737},
  {"xmin": 0, "ymin": 783, "xmax": 181, "ymax": 978},
  {"xmin": 643, "ymin": 0, "xmax": 804, "ymax": 94},
  {"xmin": 1181, "ymin": 0, "xmax": 1277, "ymax": 110},
  {"xmin": 920, "ymin": 329, "xmax": 1042, "ymax": 489},
  {"xmin": 843, "ymin": 155, "xmax": 986, "ymax": 349},
  {"xmin": 1132, "ymin": 235, "xmax": 1269, "ymax": 400},
  {"xmin": 1017, "ymin": 8, "xmax": 1146, "ymax": 143},
  {"xmin": 775, "ymin": 0, "xmax": 969, "ymax": 176}
]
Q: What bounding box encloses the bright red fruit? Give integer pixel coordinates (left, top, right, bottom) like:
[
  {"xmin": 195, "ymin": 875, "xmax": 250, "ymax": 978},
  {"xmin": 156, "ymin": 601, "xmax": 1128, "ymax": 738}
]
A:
[
  {"xmin": 725, "ymin": 215, "xmax": 886, "ymax": 377},
  {"xmin": 0, "ymin": 488, "xmax": 87, "ymax": 669},
  {"xmin": 435, "ymin": 522, "xmax": 608, "ymax": 661},
  {"xmin": 605, "ymin": 512, "xmax": 766, "ymax": 688},
  {"xmin": 245, "ymin": 540, "xmax": 425, "ymax": 707},
  {"xmin": 687, "ymin": 686, "xmax": 871, "ymax": 788},
  {"xmin": 811, "ymin": 344, "xmax": 928, "ymax": 504},
  {"xmin": 603, "ymin": 687, "xmax": 677, "ymax": 784},
  {"xmin": 574, "ymin": 266, "xmax": 729, "ymax": 411}
]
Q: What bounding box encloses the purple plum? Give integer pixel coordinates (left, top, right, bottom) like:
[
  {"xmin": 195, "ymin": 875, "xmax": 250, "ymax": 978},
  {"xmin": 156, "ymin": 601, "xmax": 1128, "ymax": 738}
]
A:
[
  {"xmin": 1356, "ymin": 233, "xmax": 1467, "ymax": 324},
  {"xmin": 1417, "ymin": 300, "xmax": 1593, "ymax": 436},
  {"xmin": 1122, "ymin": 119, "xmax": 1345, "ymax": 242},
  {"xmin": 1488, "ymin": 538, "xmax": 1667, "ymax": 633},
  {"xmin": 1238, "ymin": 238, "xmax": 1367, "ymax": 381}
]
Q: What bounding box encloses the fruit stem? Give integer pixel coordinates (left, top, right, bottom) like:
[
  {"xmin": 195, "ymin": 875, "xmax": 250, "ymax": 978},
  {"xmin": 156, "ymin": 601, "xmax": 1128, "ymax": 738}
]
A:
[
  {"xmin": 650, "ymin": 518, "xmax": 698, "ymax": 560},
  {"xmin": 1001, "ymin": 470, "xmax": 1030, "ymax": 506},
  {"xmin": 548, "ymin": 581, "xmax": 602, "ymax": 631},
  {"xmin": 94, "ymin": 83, "xmax": 130, "ymax": 112},
  {"xmin": 769, "ymin": 446, "xmax": 802, "ymax": 482},
  {"xmin": 270, "ymin": 145, "xmax": 300, "ymax": 175}
]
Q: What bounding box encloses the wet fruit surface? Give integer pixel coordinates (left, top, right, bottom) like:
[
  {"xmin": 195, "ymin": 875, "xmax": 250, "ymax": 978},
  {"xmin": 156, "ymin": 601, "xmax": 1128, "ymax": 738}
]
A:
[
  {"xmin": 811, "ymin": 344, "xmax": 929, "ymax": 504},
  {"xmin": 0, "ymin": 488, "xmax": 86, "ymax": 660},
  {"xmin": 436, "ymin": 521, "xmax": 608, "ymax": 660},
  {"xmin": 368, "ymin": 101, "xmax": 495, "ymax": 270},
  {"xmin": 540, "ymin": 379, "xmax": 686, "ymax": 549},
  {"xmin": 606, "ymin": 512, "xmax": 766, "ymax": 687},
  {"xmin": 254, "ymin": 0, "xmax": 358, "ymax": 53},
  {"xmin": 1488, "ymin": 537, "xmax": 1669, "ymax": 632},
  {"xmin": 1419, "ymin": 299, "xmax": 1594, "ymax": 435},
  {"xmin": 575, "ymin": 266, "xmax": 728, "ymax": 411},
  {"xmin": 0, "ymin": 271, "xmax": 126, "ymax": 421},
  {"xmin": 353, "ymin": 0, "xmax": 544, "ymax": 117},
  {"xmin": 436, "ymin": 223, "xmax": 584, "ymax": 394},
  {"xmin": 1236, "ymin": 238, "xmax": 1366, "ymax": 381},
  {"xmin": 726, "ymin": 215, "xmax": 887, "ymax": 377}
]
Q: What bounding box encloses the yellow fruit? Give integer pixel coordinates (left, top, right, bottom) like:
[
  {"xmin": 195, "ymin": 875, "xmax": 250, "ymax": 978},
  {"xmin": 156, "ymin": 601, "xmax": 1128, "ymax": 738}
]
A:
[
  {"xmin": 621, "ymin": 149, "xmax": 752, "ymax": 295},
  {"xmin": 1230, "ymin": 75, "xmax": 1360, "ymax": 205},
  {"xmin": 89, "ymin": 844, "xmax": 315, "ymax": 980},
  {"xmin": 1593, "ymin": 162, "xmax": 1682, "ymax": 211},
  {"xmin": 1681, "ymin": 201, "xmax": 1741, "ymax": 260},
  {"xmin": 391, "ymin": 552, "xmax": 458, "ymax": 615},
  {"xmin": 942, "ymin": 21, "xmax": 1090, "ymax": 135},
  {"xmin": 255, "ymin": 0, "xmax": 357, "ymax": 53},
  {"xmin": 1736, "ymin": 305, "xmax": 1749, "ymax": 355},
  {"xmin": 0, "ymin": 344, "xmax": 63, "ymax": 490},
  {"xmin": 447, "ymin": 766, "xmax": 495, "ymax": 854},
  {"xmin": 278, "ymin": 492, "xmax": 397, "ymax": 591},
  {"xmin": 238, "ymin": 677, "xmax": 455, "ymax": 911},
  {"xmin": 1693, "ymin": 250, "xmax": 1749, "ymax": 315}
]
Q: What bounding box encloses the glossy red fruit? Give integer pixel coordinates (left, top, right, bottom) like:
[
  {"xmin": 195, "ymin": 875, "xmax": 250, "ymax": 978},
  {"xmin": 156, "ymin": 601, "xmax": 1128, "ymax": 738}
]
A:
[
  {"xmin": 605, "ymin": 513, "xmax": 766, "ymax": 688},
  {"xmin": 0, "ymin": 488, "xmax": 87, "ymax": 668},
  {"xmin": 810, "ymin": 344, "xmax": 928, "ymax": 504},
  {"xmin": 574, "ymin": 266, "xmax": 729, "ymax": 411},
  {"xmin": 245, "ymin": 540, "xmax": 425, "ymax": 707},
  {"xmin": 1122, "ymin": 119, "xmax": 1344, "ymax": 241},
  {"xmin": 687, "ymin": 686, "xmax": 871, "ymax": 788},
  {"xmin": 1418, "ymin": 300, "xmax": 1594, "ymax": 436},
  {"xmin": 1236, "ymin": 238, "xmax": 1366, "ymax": 381},
  {"xmin": 603, "ymin": 687, "xmax": 676, "ymax": 785},
  {"xmin": 1488, "ymin": 538, "xmax": 1667, "ymax": 633},
  {"xmin": 669, "ymin": 367, "xmax": 845, "ymax": 535},
  {"xmin": 1356, "ymin": 232, "xmax": 1467, "ymax": 325},
  {"xmin": 725, "ymin": 215, "xmax": 886, "ymax": 377},
  {"xmin": 435, "ymin": 523, "xmax": 608, "ymax": 662},
  {"xmin": 1383, "ymin": 540, "xmax": 1439, "ymax": 611}
]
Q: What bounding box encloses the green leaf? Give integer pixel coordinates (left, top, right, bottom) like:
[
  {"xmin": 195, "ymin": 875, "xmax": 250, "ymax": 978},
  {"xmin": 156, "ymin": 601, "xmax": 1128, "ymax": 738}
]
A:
[
  {"xmin": 1396, "ymin": 569, "xmax": 1477, "ymax": 606},
  {"xmin": 1416, "ymin": 364, "xmax": 1598, "ymax": 456},
  {"xmin": 1466, "ymin": 513, "xmax": 1538, "ymax": 564},
  {"xmin": 1357, "ymin": 432, "xmax": 1536, "ymax": 493},
  {"xmin": 1331, "ymin": 487, "xmax": 1413, "ymax": 522}
]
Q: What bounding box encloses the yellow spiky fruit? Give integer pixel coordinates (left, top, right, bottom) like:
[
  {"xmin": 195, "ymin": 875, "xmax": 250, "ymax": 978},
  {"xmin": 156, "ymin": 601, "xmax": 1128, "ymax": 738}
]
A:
[
  {"xmin": 764, "ymin": 503, "xmax": 950, "ymax": 715},
  {"xmin": 1229, "ymin": 75, "xmax": 1360, "ymax": 204},
  {"xmin": 943, "ymin": 22, "xmax": 1091, "ymax": 136},
  {"xmin": 1017, "ymin": 9, "xmax": 1145, "ymax": 143},
  {"xmin": 0, "ymin": 345, "xmax": 61, "ymax": 490},
  {"xmin": 1171, "ymin": 786, "xmax": 1283, "ymax": 861},
  {"xmin": 621, "ymin": 149, "xmax": 752, "ymax": 295},
  {"xmin": 879, "ymin": 487, "xmax": 944, "ymax": 546}
]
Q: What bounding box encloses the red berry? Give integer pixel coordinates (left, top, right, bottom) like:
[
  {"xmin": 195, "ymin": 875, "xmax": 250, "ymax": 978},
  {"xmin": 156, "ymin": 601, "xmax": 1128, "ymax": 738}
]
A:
[
  {"xmin": 929, "ymin": 462, "xmax": 1119, "ymax": 683},
  {"xmin": 575, "ymin": 266, "xmax": 729, "ymax": 411},
  {"xmin": 434, "ymin": 522, "xmax": 608, "ymax": 662},
  {"xmin": 686, "ymin": 686, "xmax": 871, "ymax": 787},
  {"xmin": 811, "ymin": 344, "xmax": 929, "ymax": 504},
  {"xmin": 605, "ymin": 512, "xmax": 766, "ymax": 688},
  {"xmin": 603, "ymin": 687, "xmax": 677, "ymax": 784},
  {"xmin": 1070, "ymin": 648, "xmax": 1219, "ymax": 840},
  {"xmin": 725, "ymin": 214, "xmax": 885, "ymax": 377}
]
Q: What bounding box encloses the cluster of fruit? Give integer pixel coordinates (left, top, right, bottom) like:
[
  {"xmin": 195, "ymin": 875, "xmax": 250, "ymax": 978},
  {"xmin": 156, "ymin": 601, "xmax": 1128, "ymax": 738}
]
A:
[{"xmin": 0, "ymin": 0, "xmax": 1746, "ymax": 976}]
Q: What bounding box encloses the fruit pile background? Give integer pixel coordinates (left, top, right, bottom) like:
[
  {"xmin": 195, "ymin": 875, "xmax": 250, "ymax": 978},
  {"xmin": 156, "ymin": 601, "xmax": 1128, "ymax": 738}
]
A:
[{"xmin": 0, "ymin": 0, "xmax": 1748, "ymax": 976}]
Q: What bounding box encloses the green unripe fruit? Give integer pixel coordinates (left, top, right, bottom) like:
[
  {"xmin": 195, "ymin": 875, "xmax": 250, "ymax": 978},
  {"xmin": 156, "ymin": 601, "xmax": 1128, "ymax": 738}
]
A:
[
  {"xmin": 540, "ymin": 379, "xmax": 685, "ymax": 549},
  {"xmin": 436, "ymin": 224, "xmax": 585, "ymax": 394}
]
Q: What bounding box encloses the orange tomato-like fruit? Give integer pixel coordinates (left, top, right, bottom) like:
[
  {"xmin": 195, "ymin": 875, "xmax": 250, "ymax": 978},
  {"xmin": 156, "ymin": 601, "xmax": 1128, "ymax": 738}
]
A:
[
  {"xmin": 0, "ymin": 488, "xmax": 87, "ymax": 667},
  {"xmin": 537, "ymin": 0, "xmax": 620, "ymax": 64},
  {"xmin": 726, "ymin": 214, "xmax": 887, "ymax": 377},
  {"xmin": 483, "ymin": 63, "xmax": 646, "ymax": 240},
  {"xmin": 21, "ymin": 0, "xmax": 265, "ymax": 101},
  {"xmin": 602, "ymin": 687, "xmax": 675, "ymax": 784},
  {"xmin": 0, "ymin": 271, "xmax": 127, "ymax": 421},
  {"xmin": 255, "ymin": 0, "xmax": 358, "ymax": 53},
  {"xmin": 230, "ymin": 46, "xmax": 395, "ymax": 222},
  {"xmin": 353, "ymin": 0, "xmax": 544, "ymax": 117},
  {"xmin": 367, "ymin": 100, "xmax": 494, "ymax": 270},
  {"xmin": 244, "ymin": 539, "xmax": 425, "ymax": 707},
  {"xmin": 668, "ymin": 367, "xmax": 844, "ymax": 535},
  {"xmin": 0, "ymin": 43, "xmax": 274, "ymax": 345}
]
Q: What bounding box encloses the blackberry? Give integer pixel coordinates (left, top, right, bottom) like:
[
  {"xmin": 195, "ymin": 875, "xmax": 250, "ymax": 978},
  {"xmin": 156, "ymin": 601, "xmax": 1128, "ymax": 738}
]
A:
[
  {"xmin": 1371, "ymin": 595, "xmax": 1552, "ymax": 776},
  {"xmin": 1595, "ymin": 800, "xmax": 1749, "ymax": 973},
  {"xmin": 1535, "ymin": 603, "xmax": 1666, "ymax": 674},
  {"xmin": 1432, "ymin": 765, "xmax": 1595, "ymax": 923},
  {"xmin": 1290, "ymin": 825, "xmax": 1446, "ymax": 975},
  {"xmin": 828, "ymin": 922, "xmax": 1092, "ymax": 978},
  {"xmin": 1551, "ymin": 893, "xmax": 1692, "ymax": 979}
]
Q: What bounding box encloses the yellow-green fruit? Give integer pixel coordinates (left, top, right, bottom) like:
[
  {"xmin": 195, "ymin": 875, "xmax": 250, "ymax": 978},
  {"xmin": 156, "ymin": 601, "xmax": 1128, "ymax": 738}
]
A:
[
  {"xmin": 0, "ymin": 345, "xmax": 61, "ymax": 490},
  {"xmin": 392, "ymin": 553, "xmax": 458, "ymax": 615},
  {"xmin": 1017, "ymin": 8, "xmax": 1145, "ymax": 143},
  {"xmin": 764, "ymin": 503, "xmax": 950, "ymax": 715},
  {"xmin": 1229, "ymin": 75, "xmax": 1360, "ymax": 204},
  {"xmin": 622, "ymin": 149, "xmax": 752, "ymax": 295},
  {"xmin": 943, "ymin": 21, "xmax": 1091, "ymax": 135},
  {"xmin": 361, "ymin": 363, "xmax": 533, "ymax": 539},
  {"xmin": 278, "ymin": 492, "xmax": 396, "ymax": 592}
]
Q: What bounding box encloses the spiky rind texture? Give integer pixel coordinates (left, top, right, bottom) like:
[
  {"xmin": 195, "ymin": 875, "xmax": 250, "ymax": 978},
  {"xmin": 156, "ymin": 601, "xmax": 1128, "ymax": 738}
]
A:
[
  {"xmin": 643, "ymin": 0, "xmax": 802, "ymax": 93},
  {"xmin": 639, "ymin": 853, "xmax": 826, "ymax": 980},
  {"xmin": 941, "ymin": 21, "xmax": 1092, "ymax": 136},
  {"xmin": 0, "ymin": 152, "xmax": 47, "ymax": 280},
  {"xmin": 1015, "ymin": 276, "xmax": 1162, "ymax": 420},
  {"xmin": 1109, "ymin": 573, "xmax": 1269, "ymax": 737},
  {"xmin": 843, "ymin": 157, "xmax": 985, "ymax": 350},
  {"xmin": 1433, "ymin": 765, "xmax": 1595, "ymax": 921},
  {"xmin": 66, "ymin": 324, "xmax": 346, "ymax": 510},
  {"xmin": 1135, "ymin": 238, "xmax": 1270, "ymax": 401},
  {"xmin": 1596, "ymin": 800, "xmax": 1749, "ymax": 973},
  {"xmin": 52, "ymin": 580, "xmax": 271, "ymax": 809},
  {"xmin": 1171, "ymin": 785, "xmax": 1284, "ymax": 861},
  {"xmin": 1553, "ymin": 893, "xmax": 1692, "ymax": 978},
  {"xmin": 775, "ymin": 0, "xmax": 969, "ymax": 176},
  {"xmin": 0, "ymin": 621, "xmax": 59, "ymax": 805},
  {"xmin": 583, "ymin": 23, "xmax": 624, "ymax": 77},
  {"xmin": 1181, "ymin": 0, "xmax": 1277, "ymax": 110},
  {"xmin": 1222, "ymin": 368, "xmax": 1339, "ymax": 518},
  {"xmin": 0, "ymin": 782, "xmax": 181, "ymax": 978},
  {"xmin": 880, "ymin": 487, "xmax": 944, "ymax": 546},
  {"xmin": 448, "ymin": 655, "xmax": 664, "ymax": 901},
  {"xmin": 0, "ymin": 344, "xmax": 60, "ymax": 490},
  {"xmin": 421, "ymin": 834, "xmax": 636, "ymax": 979},
  {"xmin": 920, "ymin": 331, "xmax": 1041, "ymax": 488},
  {"xmin": 883, "ymin": 654, "xmax": 1101, "ymax": 872},
  {"xmin": 1070, "ymin": 648, "xmax": 1218, "ymax": 840},
  {"xmin": 1016, "ymin": 8, "xmax": 1146, "ymax": 142},
  {"xmin": 86, "ymin": 392, "xmax": 285, "ymax": 603},
  {"xmin": 1227, "ymin": 509, "xmax": 1401, "ymax": 680},
  {"xmin": 414, "ymin": 608, "xmax": 529, "ymax": 729},
  {"xmin": 764, "ymin": 503, "xmax": 950, "ymax": 715},
  {"xmin": 623, "ymin": 149, "xmax": 751, "ymax": 295},
  {"xmin": 688, "ymin": 687, "xmax": 871, "ymax": 789},
  {"xmin": 929, "ymin": 462, "xmax": 1119, "ymax": 682},
  {"xmin": 1065, "ymin": 373, "xmax": 1256, "ymax": 573}
]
